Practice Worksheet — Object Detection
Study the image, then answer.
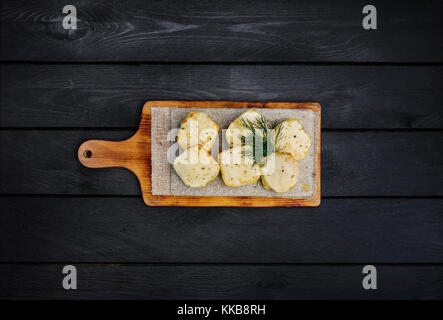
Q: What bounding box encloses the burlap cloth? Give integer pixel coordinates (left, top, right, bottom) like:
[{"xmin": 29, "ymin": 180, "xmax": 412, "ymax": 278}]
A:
[{"xmin": 151, "ymin": 107, "xmax": 319, "ymax": 200}]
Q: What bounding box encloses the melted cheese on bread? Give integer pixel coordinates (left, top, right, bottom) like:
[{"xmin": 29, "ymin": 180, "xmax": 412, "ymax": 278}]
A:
[
  {"xmin": 177, "ymin": 111, "xmax": 219, "ymax": 151},
  {"xmin": 261, "ymin": 152, "xmax": 299, "ymax": 193},
  {"xmin": 219, "ymin": 147, "xmax": 261, "ymax": 187},
  {"xmin": 173, "ymin": 146, "xmax": 219, "ymax": 188},
  {"xmin": 225, "ymin": 109, "xmax": 264, "ymax": 148},
  {"xmin": 277, "ymin": 118, "xmax": 311, "ymax": 160}
]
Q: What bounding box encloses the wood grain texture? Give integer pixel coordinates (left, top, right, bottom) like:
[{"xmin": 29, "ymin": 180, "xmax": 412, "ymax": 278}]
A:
[
  {"xmin": 1, "ymin": 197, "xmax": 442, "ymax": 263},
  {"xmin": 1, "ymin": 264, "xmax": 442, "ymax": 299},
  {"xmin": 1, "ymin": 0, "xmax": 442, "ymax": 62},
  {"xmin": 1, "ymin": 130, "xmax": 442, "ymax": 197},
  {"xmin": 78, "ymin": 101, "xmax": 321, "ymax": 207},
  {"xmin": 2, "ymin": 64, "xmax": 442, "ymax": 129},
  {"xmin": 1, "ymin": 0, "xmax": 443, "ymax": 301}
]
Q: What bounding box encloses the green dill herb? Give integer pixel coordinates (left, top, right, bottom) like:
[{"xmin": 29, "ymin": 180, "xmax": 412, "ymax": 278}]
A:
[{"xmin": 240, "ymin": 115, "xmax": 284, "ymax": 166}]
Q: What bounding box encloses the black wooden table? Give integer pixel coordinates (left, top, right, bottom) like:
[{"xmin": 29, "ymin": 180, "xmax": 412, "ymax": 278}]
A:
[{"xmin": 1, "ymin": 0, "xmax": 442, "ymax": 299}]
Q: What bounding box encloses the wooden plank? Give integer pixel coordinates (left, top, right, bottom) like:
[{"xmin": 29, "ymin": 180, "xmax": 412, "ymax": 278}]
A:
[
  {"xmin": 1, "ymin": 0, "xmax": 441, "ymax": 62},
  {"xmin": 1, "ymin": 264, "xmax": 442, "ymax": 299},
  {"xmin": 2, "ymin": 64, "xmax": 442, "ymax": 129},
  {"xmin": 1, "ymin": 130, "xmax": 442, "ymax": 196},
  {"xmin": 1, "ymin": 197, "xmax": 442, "ymax": 263}
]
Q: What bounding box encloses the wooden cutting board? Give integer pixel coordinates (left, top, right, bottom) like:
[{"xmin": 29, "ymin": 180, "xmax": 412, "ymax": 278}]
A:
[{"xmin": 78, "ymin": 101, "xmax": 321, "ymax": 206}]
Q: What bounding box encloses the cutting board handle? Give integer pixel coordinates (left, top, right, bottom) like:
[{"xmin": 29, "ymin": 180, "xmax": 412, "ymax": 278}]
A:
[
  {"xmin": 78, "ymin": 130, "xmax": 150, "ymax": 197},
  {"xmin": 78, "ymin": 138, "xmax": 136, "ymax": 169}
]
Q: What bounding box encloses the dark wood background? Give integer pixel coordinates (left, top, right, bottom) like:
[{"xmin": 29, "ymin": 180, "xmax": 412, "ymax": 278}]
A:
[{"xmin": 1, "ymin": 0, "xmax": 442, "ymax": 299}]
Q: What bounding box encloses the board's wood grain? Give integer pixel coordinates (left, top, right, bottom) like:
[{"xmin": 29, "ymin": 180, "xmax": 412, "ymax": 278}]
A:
[
  {"xmin": 1, "ymin": 130, "xmax": 442, "ymax": 197},
  {"xmin": 1, "ymin": 197, "xmax": 442, "ymax": 263},
  {"xmin": 2, "ymin": 64, "xmax": 442, "ymax": 129},
  {"xmin": 78, "ymin": 101, "xmax": 321, "ymax": 207},
  {"xmin": 1, "ymin": 0, "xmax": 442, "ymax": 62},
  {"xmin": 1, "ymin": 264, "xmax": 442, "ymax": 299}
]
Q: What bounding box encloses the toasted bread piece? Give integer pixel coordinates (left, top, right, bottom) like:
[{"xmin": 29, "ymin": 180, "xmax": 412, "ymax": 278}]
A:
[
  {"xmin": 173, "ymin": 146, "xmax": 220, "ymax": 188},
  {"xmin": 218, "ymin": 147, "xmax": 261, "ymax": 187},
  {"xmin": 277, "ymin": 118, "xmax": 311, "ymax": 160},
  {"xmin": 226, "ymin": 109, "xmax": 264, "ymax": 148},
  {"xmin": 177, "ymin": 111, "xmax": 219, "ymax": 150},
  {"xmin": 261, "ymin": 152, "xmax": 299, "ymax": 193}
]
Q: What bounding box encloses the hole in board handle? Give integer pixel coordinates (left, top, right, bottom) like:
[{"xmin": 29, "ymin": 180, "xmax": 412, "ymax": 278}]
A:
[{"xmin": 83, "ymin": 150, "xmax": 92, "ymax": 158}]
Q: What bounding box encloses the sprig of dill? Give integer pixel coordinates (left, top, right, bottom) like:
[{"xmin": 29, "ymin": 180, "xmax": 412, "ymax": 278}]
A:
[{"xmin": 240, "ymin": 116, "xmax": 284, "ymax": 166}]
